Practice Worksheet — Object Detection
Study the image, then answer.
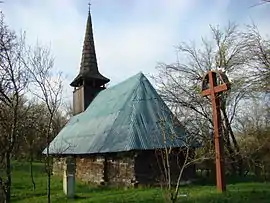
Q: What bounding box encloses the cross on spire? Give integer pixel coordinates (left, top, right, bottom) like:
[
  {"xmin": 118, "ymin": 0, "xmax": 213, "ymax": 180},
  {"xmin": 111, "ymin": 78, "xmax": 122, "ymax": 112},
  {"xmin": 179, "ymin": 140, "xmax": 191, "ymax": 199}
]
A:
[{"xmin": 88, "ymin": 1, "xmax": 91, "ymax": 13}]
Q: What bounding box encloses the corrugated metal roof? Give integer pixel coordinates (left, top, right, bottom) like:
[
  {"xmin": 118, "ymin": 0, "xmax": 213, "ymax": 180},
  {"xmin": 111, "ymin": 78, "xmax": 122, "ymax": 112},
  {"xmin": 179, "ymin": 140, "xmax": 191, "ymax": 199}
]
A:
[{"xmin": 46, "ymin": 72, "xmax": 186, "ymax": 155}]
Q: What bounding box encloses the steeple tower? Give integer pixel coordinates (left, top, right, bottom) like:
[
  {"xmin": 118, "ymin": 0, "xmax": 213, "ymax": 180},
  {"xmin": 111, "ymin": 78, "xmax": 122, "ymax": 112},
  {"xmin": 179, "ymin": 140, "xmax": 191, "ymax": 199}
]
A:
[
  {"xmin": 71, "ymin": 6, "xmax": 110, "ymax": 115},
  {"xmin": 71, "ymin": 5, "xmax": 110, "ymax": 88}
]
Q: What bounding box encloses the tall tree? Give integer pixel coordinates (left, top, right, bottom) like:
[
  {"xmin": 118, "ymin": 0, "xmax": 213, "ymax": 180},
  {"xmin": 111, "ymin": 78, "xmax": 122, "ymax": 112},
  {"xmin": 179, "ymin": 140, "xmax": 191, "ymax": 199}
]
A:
[
  {"xmin": 153, "ymin": 22, "xmax": 254, "ymax": 175},
  {"xmin": 27, "ymin": 44, "xmax": 63, "ymax": 203},
  {"xmin": 0, "ymin": 12, "xmax": 29, "ymax": 203},
  {"xmin": 0, "ymin": 11, "xmax": 66, "ymax": 202}
]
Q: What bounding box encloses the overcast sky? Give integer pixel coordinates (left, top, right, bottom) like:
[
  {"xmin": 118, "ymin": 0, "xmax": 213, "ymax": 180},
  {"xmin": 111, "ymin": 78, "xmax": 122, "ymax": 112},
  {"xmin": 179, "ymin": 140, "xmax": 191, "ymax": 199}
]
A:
[{"xmin": 1, "ymin": 0, "xmax": 269, "ymax": 102}]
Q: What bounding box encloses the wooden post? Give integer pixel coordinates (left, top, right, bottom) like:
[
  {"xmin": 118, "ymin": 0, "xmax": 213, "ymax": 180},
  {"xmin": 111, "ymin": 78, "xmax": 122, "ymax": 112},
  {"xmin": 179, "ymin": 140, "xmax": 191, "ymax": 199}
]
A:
[{"xmin": 201, "ymin": 70, "xmax": 230, "ymax": 192}]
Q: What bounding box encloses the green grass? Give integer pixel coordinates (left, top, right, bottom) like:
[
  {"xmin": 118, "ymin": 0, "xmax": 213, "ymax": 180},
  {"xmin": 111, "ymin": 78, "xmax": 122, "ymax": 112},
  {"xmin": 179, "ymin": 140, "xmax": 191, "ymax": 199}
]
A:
[{"xmin": 5, "ymin": 161, "xmax": 270, "ymax": 202}]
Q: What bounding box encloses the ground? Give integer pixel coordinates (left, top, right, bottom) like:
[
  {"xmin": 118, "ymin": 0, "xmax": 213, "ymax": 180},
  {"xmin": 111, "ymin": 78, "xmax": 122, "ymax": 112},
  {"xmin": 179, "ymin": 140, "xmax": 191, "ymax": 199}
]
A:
[{"xmin": 5, "ymin": 161, "xmax": 270, "ymax": 203}]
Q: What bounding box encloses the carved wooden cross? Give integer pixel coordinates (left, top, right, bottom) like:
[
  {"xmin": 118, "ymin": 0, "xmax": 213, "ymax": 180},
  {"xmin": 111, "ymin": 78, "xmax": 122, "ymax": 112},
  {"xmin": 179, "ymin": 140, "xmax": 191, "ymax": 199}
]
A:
[{"xmin": 201, "ymin": 70, "xmax": 230, "ymax": 192}]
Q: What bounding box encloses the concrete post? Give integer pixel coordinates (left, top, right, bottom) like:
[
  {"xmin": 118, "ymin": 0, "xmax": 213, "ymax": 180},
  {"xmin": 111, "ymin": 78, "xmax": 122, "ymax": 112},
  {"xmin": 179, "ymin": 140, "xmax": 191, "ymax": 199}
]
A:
[{"xmin": 63, "ymin": 157, "xmax": 76, "ymax": 198}]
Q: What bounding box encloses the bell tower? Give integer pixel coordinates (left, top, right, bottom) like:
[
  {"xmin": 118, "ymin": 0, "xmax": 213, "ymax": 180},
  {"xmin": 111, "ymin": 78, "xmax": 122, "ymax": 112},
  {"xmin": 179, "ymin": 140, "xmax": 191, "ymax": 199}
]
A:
[{"xmin": 70, "ymin": 7, "xmax": 110, "ymax": 115}]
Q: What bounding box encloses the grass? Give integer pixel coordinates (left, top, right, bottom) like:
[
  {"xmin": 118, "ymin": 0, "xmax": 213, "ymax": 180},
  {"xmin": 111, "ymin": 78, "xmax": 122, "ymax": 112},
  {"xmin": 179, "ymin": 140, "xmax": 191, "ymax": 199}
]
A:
[{"xmin": 3, "ymin": 161, "xmax": 270, "ymax": 202}]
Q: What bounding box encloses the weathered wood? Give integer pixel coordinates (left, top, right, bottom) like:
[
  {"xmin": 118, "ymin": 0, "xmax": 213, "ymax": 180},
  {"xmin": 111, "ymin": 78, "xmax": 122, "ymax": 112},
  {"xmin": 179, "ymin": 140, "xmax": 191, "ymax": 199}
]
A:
[{"xmin": 201, "ymin": 70, "xmax": 230, "ymax": 192}]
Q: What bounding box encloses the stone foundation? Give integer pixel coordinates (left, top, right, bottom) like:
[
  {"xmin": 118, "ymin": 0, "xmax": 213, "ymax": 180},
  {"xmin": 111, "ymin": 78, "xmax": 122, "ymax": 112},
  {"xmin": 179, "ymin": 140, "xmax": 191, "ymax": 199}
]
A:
[
  {"xmin": 76, "ymin": 157, "xmax": 104, "ymax": 184},
  {"xmin": 53, "ymin": 156, "xmax": 135, "ymax": 186},
  {"xmin": 107, "ymin": 158, "xmax": 135, "ymax": 186},
  {"xmin": 53, "ymin": 149, "xmax": 195, "ymax": 187},
  {"xmin": 53, "ymin": 157, "xmax": 66, "ymax": 175}
]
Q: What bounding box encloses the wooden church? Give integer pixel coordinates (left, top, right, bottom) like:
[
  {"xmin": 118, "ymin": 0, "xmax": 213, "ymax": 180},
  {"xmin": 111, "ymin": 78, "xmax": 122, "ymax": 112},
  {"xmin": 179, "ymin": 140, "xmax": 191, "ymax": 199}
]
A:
[{"xmin": 48, "ymin": 9, "xmax": 196, "ymax": 187}]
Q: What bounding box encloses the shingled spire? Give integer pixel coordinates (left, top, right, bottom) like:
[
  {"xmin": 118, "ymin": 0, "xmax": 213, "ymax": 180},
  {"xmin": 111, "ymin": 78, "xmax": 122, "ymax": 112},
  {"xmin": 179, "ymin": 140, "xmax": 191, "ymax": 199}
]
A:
[{"xmin": 70, "ymin": 6, "xmax": 110, "ymax": 87}]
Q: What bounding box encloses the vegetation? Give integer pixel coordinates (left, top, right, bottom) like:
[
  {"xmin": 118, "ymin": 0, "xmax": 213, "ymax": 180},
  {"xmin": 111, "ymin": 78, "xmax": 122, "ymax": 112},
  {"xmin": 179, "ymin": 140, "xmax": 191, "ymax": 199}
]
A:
[
  {"xmin": 0, "ymin": 12, "xmax": 67, "ymax": 202},
  {"xmin": 4, "ymin": 161, "xmax": 270, "ymax": 203}
]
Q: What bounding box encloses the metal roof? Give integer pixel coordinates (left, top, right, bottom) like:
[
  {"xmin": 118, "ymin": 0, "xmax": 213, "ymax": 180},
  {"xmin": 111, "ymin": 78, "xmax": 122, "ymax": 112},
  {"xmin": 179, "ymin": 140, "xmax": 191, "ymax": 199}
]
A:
[{"xmin": 46, "ymin": 72, "xmax": 186, "ymax": 155}]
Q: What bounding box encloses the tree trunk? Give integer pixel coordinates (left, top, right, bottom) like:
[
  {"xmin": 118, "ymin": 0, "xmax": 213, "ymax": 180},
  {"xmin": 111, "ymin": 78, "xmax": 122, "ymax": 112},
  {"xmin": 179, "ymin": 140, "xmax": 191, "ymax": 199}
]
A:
[
  {"xmin": 46, "ymin": 155, "xmax": 51, "ymax": 203},
  {"xmin": 5, "ymin": 152, "xmax": 11, "ymax": 203},
  {"xmin": 46, "ymin": 117, "xmax": 53, "ymax": 203},
  {"xmin": 222, "ymin": 122, "xmax": 237, "ymax": 175},
  {"xmin": 47, "ymin": 170, "xmax": 51, "ymax": 203},
  {"xmin": 30, "ymin": 154, "xmax": 36, "ymax": 191},
  {"xmin": 221, "ymin": 107, "xmax": 243, "ymax": 176}
]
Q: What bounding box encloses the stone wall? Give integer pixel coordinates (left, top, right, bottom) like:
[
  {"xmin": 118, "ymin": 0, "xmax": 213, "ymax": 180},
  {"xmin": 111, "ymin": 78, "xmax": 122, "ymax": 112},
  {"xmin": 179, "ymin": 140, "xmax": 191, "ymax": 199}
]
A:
[
  {"xmin": 76, "ymin": 157, "xmax": 104, "ymax": 184},
  {"xmin": 53, "ymin": 155, "xmax": 136, "ymax": 186},
  {"xmin": 107, "ymin": 158, "xmax": 135, "ymax": 186},
  {"xmin": 53, "ymin": 157, "xmax": 66, "ymax": 176},
  {"xmin": 75, "ymin": 156, "xmax": 135, "ymax": 186}
]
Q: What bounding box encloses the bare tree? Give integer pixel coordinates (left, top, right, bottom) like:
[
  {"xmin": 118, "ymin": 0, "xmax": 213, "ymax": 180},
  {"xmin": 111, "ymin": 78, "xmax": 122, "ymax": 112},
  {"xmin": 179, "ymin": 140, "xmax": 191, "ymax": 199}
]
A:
[
  {"xmin": 241, "ymin": 23, "xmax": 270, "ymax": 94},
  {"xmin": 155, "ymin": 111, "xmax": 213, "ymax": 203},
  {"xmin": 26, "ymin": 44, "xmax": 63, "ymax": 203},
  {"xmin": 153, "ymin": 22, "xmax": 254, "ymax": 176},
  {"xmin": 19, "ymin": 100, "xmax": 48, "ymax": 190},
  {"xmin": 236, "ymin": 97, "xmax": 270, "ymax": 180},
  {"xmin": 0, "ymin": 11, "xmax": 66, "ymax": 202},
  {"xmin": 0, "ymin": 12, "xmax": 29, "ymax": 203}
]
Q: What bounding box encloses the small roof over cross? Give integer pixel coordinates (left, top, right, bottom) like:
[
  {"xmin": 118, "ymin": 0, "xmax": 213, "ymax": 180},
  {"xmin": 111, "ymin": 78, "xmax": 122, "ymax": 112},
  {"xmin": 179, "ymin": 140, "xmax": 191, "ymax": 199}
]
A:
[{"xmin": 201, "ymin": 70, "xmax": 230, "ymax": 97}]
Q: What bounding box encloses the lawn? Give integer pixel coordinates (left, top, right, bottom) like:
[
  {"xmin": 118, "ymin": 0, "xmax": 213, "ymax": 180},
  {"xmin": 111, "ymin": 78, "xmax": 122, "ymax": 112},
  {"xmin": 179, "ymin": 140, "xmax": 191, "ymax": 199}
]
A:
[{"xmin": 5, "ymin": 161, "xmax": 270, "ymax": 203}]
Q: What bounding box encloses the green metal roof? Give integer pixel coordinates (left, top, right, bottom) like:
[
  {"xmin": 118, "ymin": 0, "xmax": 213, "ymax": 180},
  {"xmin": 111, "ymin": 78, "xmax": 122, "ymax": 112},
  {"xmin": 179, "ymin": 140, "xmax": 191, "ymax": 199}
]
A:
[{"xmin": 46, "ymin": 72, "xmax": 186, "ymax": 155}]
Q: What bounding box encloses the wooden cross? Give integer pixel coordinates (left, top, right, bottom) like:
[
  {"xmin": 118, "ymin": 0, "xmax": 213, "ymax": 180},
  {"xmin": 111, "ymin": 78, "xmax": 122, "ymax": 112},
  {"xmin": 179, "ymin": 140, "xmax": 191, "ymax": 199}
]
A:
[{"xmin": 201, "ymin": 70, "xmax": 230, "ymax": 192}]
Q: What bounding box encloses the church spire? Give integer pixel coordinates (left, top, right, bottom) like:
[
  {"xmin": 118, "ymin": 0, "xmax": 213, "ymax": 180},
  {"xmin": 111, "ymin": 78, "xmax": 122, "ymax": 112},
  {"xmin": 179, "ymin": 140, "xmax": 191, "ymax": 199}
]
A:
[{"xmin": 70, "ymin": 5, "xmax": 110, "ymax": 87}]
